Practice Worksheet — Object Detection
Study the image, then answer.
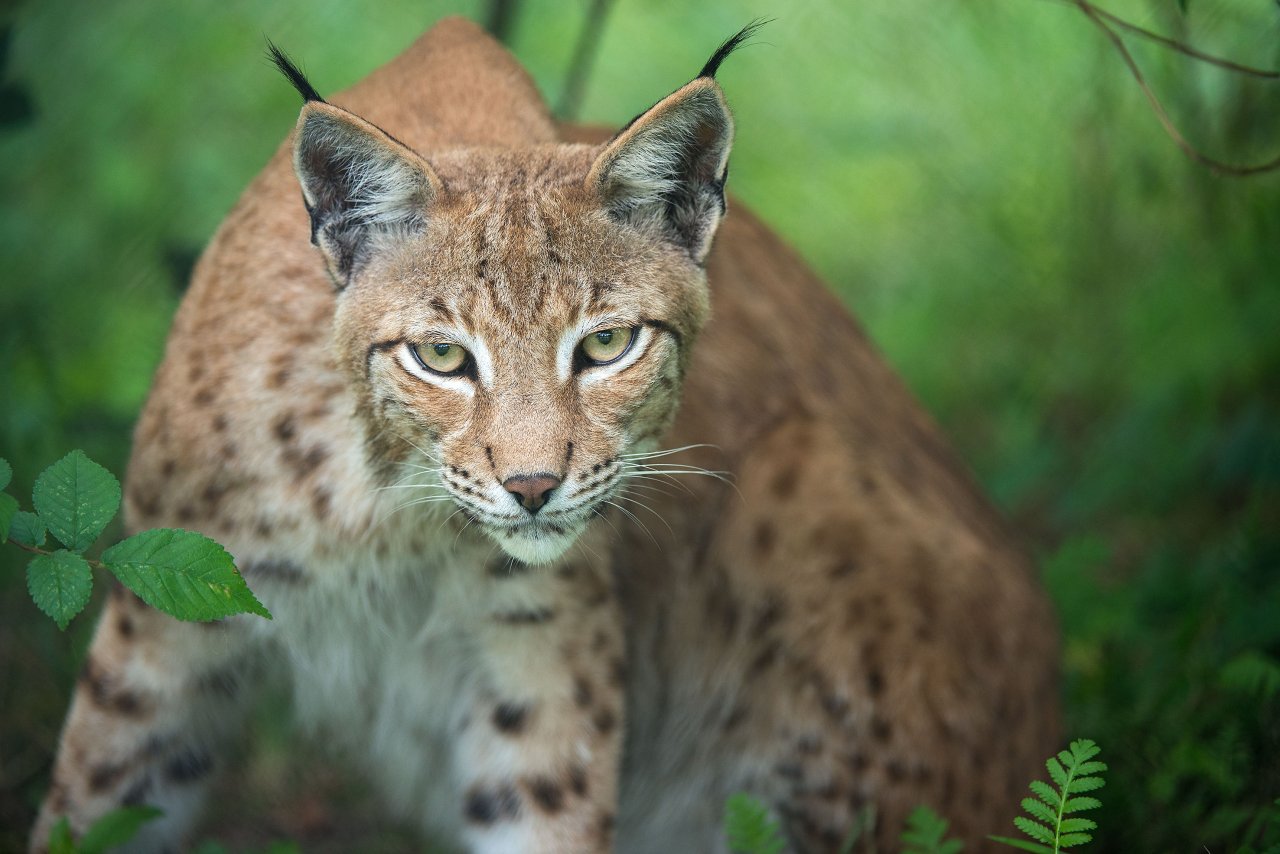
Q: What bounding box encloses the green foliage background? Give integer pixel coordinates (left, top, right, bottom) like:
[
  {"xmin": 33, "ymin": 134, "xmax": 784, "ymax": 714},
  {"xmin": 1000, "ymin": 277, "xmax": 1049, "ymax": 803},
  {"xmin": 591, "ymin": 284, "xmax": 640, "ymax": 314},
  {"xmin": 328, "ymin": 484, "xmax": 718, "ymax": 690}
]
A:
[{"xmin": 1, "ymin": 0, "xmax": 1278, "ymax": 850}]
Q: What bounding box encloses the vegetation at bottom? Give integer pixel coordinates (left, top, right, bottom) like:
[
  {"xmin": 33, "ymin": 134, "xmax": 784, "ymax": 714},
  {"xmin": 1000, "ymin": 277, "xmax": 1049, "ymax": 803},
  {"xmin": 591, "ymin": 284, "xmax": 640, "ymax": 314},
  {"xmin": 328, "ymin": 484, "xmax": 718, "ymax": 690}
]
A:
[{"xmin": 1, "ymin": 0, "xmax": 1277, "ymax": 851}]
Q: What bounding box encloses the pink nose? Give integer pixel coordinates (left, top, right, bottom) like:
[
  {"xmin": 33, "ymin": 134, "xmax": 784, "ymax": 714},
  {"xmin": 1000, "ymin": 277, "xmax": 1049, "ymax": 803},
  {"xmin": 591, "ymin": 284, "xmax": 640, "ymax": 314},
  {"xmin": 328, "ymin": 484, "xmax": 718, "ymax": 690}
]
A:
[{"xmin": 502, "ymin": 474, "xmax": 561, "ymax": 513}]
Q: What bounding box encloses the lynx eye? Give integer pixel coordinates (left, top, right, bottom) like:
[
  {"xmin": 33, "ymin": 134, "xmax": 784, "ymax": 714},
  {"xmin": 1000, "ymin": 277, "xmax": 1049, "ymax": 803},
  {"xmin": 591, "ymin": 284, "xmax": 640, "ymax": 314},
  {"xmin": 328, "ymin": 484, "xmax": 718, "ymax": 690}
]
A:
[
  {"xmin": 580, "ymin": 327, "xmax": 636, "ymax": 366},
  {"xmin": 411, "ymin": 341, "xmax": 469, "ymax": 375}
]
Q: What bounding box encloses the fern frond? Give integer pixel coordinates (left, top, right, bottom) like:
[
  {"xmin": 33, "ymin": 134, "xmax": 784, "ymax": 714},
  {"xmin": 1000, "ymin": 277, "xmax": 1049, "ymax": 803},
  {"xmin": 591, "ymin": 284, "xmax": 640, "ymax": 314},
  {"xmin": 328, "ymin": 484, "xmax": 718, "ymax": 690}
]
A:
[
  {"xmin": 724, "ymin": 793, "xmax": 787, "ymax": 854},
  {"xmin": 991, "ymin": 738, "xmax": 1106, "ymax": 854},
  {"xmin": 1062, "ymin": 796, "xmax": 1101, "ymax": 813},
  {"xmin": 900, "ymin": 805, "xmax": 964, "ymax": 854}
]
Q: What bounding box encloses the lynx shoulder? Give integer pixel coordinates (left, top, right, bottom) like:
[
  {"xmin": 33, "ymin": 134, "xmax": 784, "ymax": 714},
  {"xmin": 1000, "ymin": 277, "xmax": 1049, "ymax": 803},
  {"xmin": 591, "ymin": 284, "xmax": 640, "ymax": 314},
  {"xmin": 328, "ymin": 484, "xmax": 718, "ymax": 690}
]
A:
[{"xmin": 32, "ymin": 17, "xmax": 1057, "ymax": 853}]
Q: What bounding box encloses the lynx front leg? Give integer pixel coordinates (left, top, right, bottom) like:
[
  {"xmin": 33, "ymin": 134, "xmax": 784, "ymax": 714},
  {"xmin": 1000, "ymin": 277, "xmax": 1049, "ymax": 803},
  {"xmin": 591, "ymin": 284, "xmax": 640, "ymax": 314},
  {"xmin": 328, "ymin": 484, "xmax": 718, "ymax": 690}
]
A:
[
  {"xmin": 455, "ymin": 552, "xmax": 626, "ymax": 854},
  {"xmin": 30, "ymin": 586, "xmax": 261, "ymax": 854}
]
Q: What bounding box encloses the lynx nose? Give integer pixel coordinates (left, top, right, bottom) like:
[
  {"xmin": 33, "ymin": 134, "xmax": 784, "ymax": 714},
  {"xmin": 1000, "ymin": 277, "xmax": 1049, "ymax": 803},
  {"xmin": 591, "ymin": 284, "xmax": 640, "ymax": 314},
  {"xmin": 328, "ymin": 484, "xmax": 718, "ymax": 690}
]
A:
[{"xmin": 503, "ymin": 474, "xmax": 561, "ymax": 514}]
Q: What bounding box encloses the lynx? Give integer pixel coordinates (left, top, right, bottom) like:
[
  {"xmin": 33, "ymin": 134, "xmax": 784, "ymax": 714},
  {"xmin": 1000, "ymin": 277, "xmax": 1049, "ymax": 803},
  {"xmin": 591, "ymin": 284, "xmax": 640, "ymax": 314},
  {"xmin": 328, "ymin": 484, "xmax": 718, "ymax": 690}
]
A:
[{"xmin": 32, "ymin": 18, "xmax": 1058, "ymax": 853}]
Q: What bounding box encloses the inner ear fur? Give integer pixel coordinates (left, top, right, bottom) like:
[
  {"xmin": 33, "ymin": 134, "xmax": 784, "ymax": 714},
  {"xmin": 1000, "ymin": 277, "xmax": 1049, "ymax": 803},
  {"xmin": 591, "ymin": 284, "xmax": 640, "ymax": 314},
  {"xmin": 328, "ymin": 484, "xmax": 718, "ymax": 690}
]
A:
[
  {"xmin": 586, "ymin": 78, "xmax": 734, "ymax": 264},
  {"xmin": 292, "ymin": 102, "xmax": 441, "ymax": 288}
]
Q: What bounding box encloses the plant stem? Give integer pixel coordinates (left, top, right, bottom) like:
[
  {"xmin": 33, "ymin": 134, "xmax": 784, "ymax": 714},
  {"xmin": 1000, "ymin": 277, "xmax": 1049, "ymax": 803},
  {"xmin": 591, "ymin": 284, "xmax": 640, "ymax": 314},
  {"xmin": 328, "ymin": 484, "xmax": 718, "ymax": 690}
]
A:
[{"xmin": 7, "ymin": 537, "xmax": 106, "ymax": 570}]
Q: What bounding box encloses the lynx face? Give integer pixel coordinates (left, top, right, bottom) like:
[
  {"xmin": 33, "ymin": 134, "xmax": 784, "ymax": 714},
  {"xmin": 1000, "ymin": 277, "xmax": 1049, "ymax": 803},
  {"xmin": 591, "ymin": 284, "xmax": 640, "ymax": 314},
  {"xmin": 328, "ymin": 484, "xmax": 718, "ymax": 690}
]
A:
[{"xmin": 289, "ymin": 79, "xmax": 732, "ymax": 563}]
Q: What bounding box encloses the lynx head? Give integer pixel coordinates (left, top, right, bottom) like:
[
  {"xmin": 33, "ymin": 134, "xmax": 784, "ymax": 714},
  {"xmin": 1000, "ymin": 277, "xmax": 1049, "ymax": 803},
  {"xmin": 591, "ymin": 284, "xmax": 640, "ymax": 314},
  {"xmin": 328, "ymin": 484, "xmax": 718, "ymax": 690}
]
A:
[{"xmin": 271, "ymin": 26, "xmax": 757, "ymax": 564}]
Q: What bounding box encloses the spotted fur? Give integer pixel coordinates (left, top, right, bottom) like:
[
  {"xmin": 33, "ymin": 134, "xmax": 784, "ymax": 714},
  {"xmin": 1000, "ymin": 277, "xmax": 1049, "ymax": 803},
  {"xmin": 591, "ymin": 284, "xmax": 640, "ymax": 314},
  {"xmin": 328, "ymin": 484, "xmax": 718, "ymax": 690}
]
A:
[{"xmin": 31, "ymin": 18, "xmax": 1057, "ymax": 853}]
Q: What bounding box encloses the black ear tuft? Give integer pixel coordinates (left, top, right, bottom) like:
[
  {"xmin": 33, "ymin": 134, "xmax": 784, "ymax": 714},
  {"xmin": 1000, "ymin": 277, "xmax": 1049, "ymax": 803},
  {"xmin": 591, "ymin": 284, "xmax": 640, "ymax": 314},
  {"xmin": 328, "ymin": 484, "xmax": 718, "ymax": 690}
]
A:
[
  {"xmin": 267, "ymin": 40, "xmax": 325, "ymax": 104},
  {"xmin": 697, "ymin": 19, "xmax": 770, "ymax": 80}
]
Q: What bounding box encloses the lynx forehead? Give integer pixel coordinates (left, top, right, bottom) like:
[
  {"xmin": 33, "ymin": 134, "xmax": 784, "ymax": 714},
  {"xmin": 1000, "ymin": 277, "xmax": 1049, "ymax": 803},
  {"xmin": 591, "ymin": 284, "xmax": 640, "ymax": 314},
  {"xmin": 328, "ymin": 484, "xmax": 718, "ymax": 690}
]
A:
[{"xmin": 33, "ymin": 17, "xmax": 1057, "ymax": 854}]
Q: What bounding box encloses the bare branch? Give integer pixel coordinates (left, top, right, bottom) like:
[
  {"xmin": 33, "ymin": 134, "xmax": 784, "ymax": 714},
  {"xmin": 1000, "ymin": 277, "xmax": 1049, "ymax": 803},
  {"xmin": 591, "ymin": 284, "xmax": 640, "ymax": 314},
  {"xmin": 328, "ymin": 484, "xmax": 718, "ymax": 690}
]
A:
[
  {"xmin": 1085, "ymin": 2, "xmax": 1279, "ymax": 79},
  {"xmin": 1071, "ymin": 0, "xmax": 1280, "ymax": 177}
]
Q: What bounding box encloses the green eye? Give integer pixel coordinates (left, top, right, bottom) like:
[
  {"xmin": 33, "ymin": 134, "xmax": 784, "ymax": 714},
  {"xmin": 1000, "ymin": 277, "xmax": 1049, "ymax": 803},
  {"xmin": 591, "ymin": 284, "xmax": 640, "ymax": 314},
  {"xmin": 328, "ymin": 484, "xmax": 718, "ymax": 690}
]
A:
[
  {"xmin": 412, "ymin": 341, "xmax": 469, "ymax": 375},
  {"xmin": 581, "ymin": 327, "xmax": 636, "ymax": 365}
]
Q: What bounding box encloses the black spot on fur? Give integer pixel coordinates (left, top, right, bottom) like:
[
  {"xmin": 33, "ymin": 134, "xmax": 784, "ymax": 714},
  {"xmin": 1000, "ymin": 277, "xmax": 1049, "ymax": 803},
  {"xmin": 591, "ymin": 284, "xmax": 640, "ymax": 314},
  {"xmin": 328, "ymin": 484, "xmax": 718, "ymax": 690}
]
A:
[
  {"xmin": 464, "ymin": 784, "xmax": 521, "ymax": 824},
  {"xmin": 527, "ymin": 777, "xmax": 565, "ymax": 813},
  {"xmin": 88, "ymin": 761, "xmax": 128, "ymax": 793},
  {"xmin": 492, "ymin": 702, "xmax": 530, "ymax": 734},
  {"xmin": 165, "ymin": 748, "xmax": 214, "ymax": 784}
]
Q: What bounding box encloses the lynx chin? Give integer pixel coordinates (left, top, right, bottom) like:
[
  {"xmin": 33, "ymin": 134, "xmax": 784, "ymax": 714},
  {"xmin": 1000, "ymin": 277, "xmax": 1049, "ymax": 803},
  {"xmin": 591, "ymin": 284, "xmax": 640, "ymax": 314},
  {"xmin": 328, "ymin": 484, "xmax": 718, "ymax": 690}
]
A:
[{"xmin": 32, "ymin": 17, "xmax": 1059, "ymax": 854}]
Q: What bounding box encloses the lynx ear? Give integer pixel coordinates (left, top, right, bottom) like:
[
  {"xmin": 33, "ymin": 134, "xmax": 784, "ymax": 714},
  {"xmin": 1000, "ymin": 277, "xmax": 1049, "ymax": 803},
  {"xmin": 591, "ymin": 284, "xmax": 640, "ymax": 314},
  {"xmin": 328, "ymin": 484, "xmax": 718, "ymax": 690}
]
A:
[
  {"xmin": 292, "ymin": 102, "xmax": 440, "ymax": 287},
  {"xmin": 587, "ymin": 78, "xmax": 733, "ymax": 264}
]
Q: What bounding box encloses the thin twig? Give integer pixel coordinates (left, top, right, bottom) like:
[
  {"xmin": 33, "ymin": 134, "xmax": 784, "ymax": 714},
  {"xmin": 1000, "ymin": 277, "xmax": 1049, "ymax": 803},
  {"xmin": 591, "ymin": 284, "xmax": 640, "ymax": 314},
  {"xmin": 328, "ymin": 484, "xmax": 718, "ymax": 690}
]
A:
[
  {"xmin": 7, "ymin": 537, "xmax": 107, "ymax": 570},
  {"xmin": 1077, "ymin": 0, "xmax": 1279, "ymax": 79},
  {"xmin": 1072, "ymin": 0, "xmax": 1280, "ymax": 177}
]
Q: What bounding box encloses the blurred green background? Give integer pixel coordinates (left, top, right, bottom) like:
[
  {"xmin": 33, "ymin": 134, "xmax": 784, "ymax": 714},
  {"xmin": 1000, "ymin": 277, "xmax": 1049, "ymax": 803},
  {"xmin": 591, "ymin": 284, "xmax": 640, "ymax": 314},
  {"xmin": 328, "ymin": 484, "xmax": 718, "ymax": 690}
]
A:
[{"xmin": 2, "ymin": 0, "xmax": 1278, "ymax": 850}]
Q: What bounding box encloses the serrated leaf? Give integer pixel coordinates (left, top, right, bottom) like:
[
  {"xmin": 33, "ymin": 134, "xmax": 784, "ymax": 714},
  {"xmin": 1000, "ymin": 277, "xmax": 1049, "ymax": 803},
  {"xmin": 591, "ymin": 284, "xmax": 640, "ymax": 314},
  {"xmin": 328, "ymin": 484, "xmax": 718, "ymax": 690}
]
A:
[
  {"xmin": 79, "ymin": 805, "xmax": 164, "ymax": 854},
  {"xmin": 1046, "ymin": 756, "xmax": 1068, "ymax": 788},
  {"xmin": 1013, "ymin": 816, "xmax": 1055, "ymax": 845},
  {"xmin": 0, "ymin": 491, "xmax": 16, "ymax": 541},
  {"xmin": 901, "ymin": 804, "xmax": 963, "ymax": 853},
  {"xmin": 1067, "ymin": 775, "xmax": 1105, "ymax": 793},
  {"xmin": 1059, "ymin": 817, "xmax": 1097, "ymax": 834},
  {"xmin": 0, "ymin": 457, "xmax": 11, "ymax": 490},
  {"xmin": 1068, "ymin": 739, "xmax": 1101, "ymax": 762},
  {"xmin": 103, "ymin": 529, "xmax": 271, "ymax": 622},
  {"xmin": 33, "ymin": 450, "xmax": 121, "ymax": 551},
  {"xmin": 1028, "ymin": 780, "xmax": 1060, "ymax": 809},
  {"xmin": 9, "ymin": 510, "xmax": 46, "ymax": 547},
  {"xmin": 988, "ymin": 835, "xmax": 1054, "ymax": 854},
  {"xmin": 724, "ymin": 793, "xmax": 786, "ymax": 854},
  {"xmin": 1063, "ymin": 796, "xmax": 1101, "ymax": 812},
  {"xmin": 1073, "ymin": 760, "xmax": 1107, "ymax": 776},
  {"xmin": 1058, "ymin": 831, "xmax": 1093, "ymax": 847},
  {"xmin": 1021, "ymin": 797, "xmax": 1056, "ymax": 825},
  {"xmin": 27, "ymin": 550, "xmax": 94, "ymax": 630},
  {"xmin": 48, "ymin": 817, "xmax": 75, "ymax": 854}
]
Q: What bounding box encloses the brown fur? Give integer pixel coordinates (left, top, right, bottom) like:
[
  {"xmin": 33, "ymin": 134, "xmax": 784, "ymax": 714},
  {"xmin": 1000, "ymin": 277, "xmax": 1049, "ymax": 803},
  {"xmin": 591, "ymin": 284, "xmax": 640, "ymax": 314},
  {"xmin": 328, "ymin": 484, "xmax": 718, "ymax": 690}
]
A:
[{"xmin": 32, "ymin": 18, "xmax": 1057, "ymax": 853}]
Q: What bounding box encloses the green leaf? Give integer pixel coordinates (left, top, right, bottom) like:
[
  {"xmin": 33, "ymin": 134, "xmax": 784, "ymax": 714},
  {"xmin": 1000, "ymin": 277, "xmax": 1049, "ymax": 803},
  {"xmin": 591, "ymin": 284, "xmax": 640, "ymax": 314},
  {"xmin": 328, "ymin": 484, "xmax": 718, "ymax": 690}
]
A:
[
  {"xmin": 1068, "ymin": 739, "xmax": 1100, "ymax": 761},
  {"xmin": 1028, "ymin": 780, "xmax": 1060, "ymax": 809},
  {"xmin": 79, "ymin": 805, "xmax": 164, "ymax": 854},
  {"xmin": 0, "ymin": 491, "xmax": 16, "ymax": 541},
  {"xmin": 47, "ymin": 817, "xmax": 75, "ymax": 854},
  {"xmin": 1058, "ymin": 817, "xmax": 1097, "ymax": 834},
  {"xmin": 10, "ymin": 510, "xmax": 47, "ymax": 547},
  {"xmin": 988, "ymin": 836, "xmax": 1054, "ymax": 854},
  {"xmin": 1021, "ymin": 797, "xmax": 1056, "ymax": 825},
  {"xmin": 724, "ymin": 793, "xmax": 787, "ymax": 854},
  {"xmin": 1063, "ymin": 796, "xmax": 1101, "ymax": 813},
  {"xmin": 261, "ymin": 844, "xmax": 303, "ymax": 854},
  {"xmin": 1058, "ymin": 831, "xmax": 1093, "ymax": 847},
  {"xmin": 27, "ymin": 550, "xmax": 94, "ymax": 630},
  {"xmin": 901, "ymin": 805, "xmax": 964, "ymax": 854},
  {"xmin": 103, "ymin": 528, "xmax": 270, "ymax": 621},
  {"xmin": 1046, "ymin": 756, "xmax": 1068, "ymax": 788},
  {"xmin": 1013, "ymin": 816, "xmax": 1055, "ymax": 845},
  {"xmin": 1067, "ymin": 775, "xmax": 1105, "ymax": 793},
  {"xmin": 0, "ymin": 457, "xmax": 11, "ymax": 490},
  {"xmin": 33, "ymin": 450, "xmax": 121, "ymax": 552}
]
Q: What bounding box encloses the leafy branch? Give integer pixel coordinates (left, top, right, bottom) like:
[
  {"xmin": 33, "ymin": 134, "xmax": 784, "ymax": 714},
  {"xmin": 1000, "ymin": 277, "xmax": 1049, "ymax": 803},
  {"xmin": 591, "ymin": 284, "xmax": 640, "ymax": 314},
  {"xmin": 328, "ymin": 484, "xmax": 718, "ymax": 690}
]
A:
[{"xmin": 1, "ymin": 451, "xmax": 269, "ymax": 629}]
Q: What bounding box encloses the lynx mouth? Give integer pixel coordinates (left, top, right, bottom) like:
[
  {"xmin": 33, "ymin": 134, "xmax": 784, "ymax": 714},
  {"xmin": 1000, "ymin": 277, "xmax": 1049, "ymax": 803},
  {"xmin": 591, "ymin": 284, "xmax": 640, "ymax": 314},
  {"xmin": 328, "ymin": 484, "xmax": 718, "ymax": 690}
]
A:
[{"xmin": 490, "ymin": 518, "xmax": 585, "ymax": 564}]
